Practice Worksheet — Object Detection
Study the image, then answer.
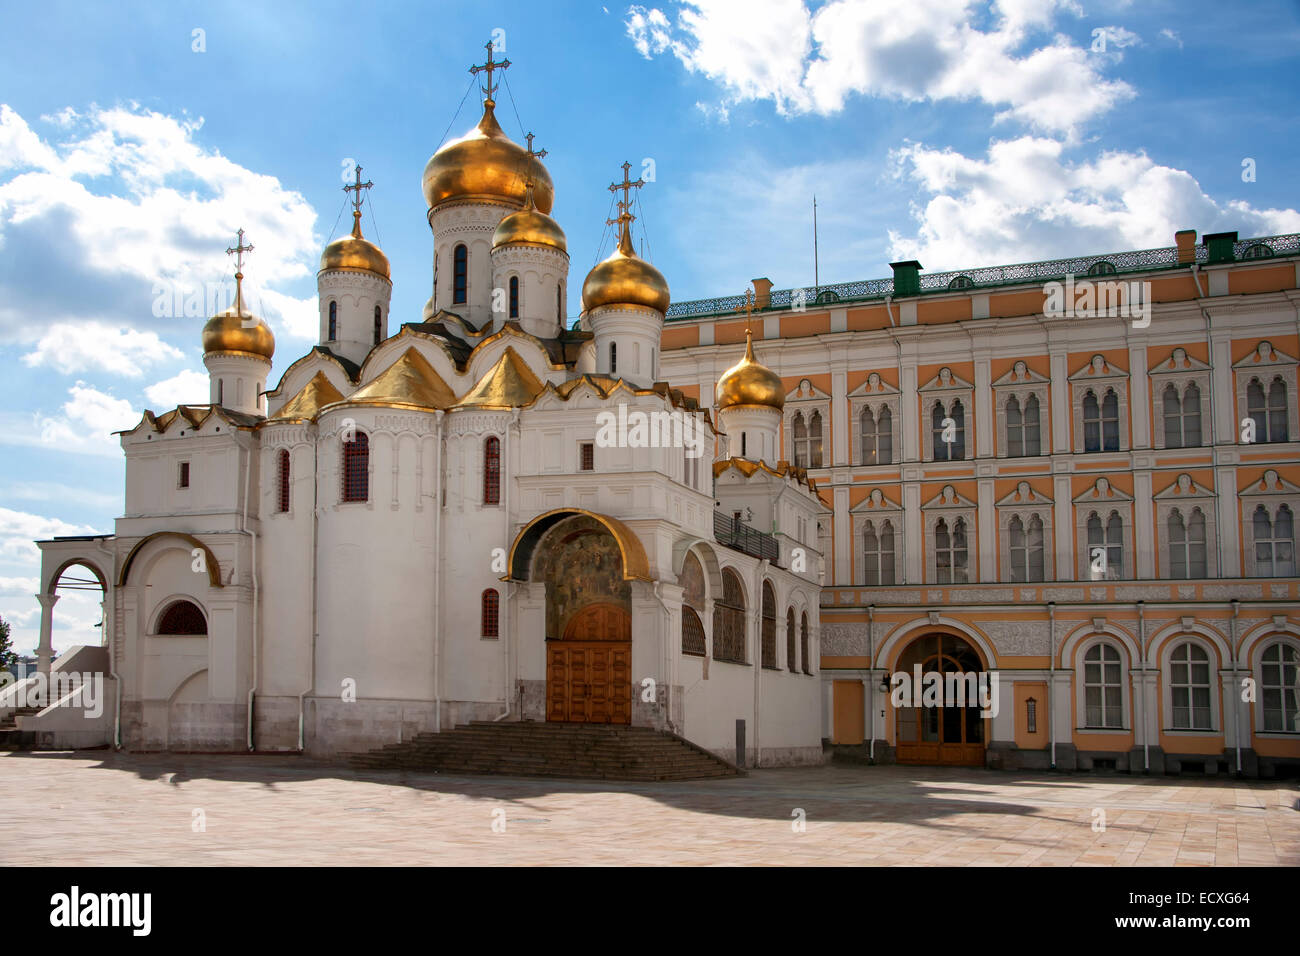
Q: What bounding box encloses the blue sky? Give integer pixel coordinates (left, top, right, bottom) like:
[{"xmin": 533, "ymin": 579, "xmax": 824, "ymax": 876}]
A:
[{"xmin": 1, "ymin": 0, "xmax": 1298, "ymax": 652}]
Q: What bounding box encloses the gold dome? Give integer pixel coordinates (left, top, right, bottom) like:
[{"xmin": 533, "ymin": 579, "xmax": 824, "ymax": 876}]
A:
[
  {"xmin": 716, "ymin": 329, "xmax": 783, "ymax": 411},
  {"xmin": 202, "ymin": 276, "xmax": 275, "ymax": 360},
  {"xmin": 320, "ymin": 211, "xmax": 391, "ymax": 278},
  {"xmin": 581, "ymin": 222, "xmax": 670, "ymax": 314},
  {"xmin": 492, "ymin": 185, "xmax": 566, "ymax": 252},
  {"xmin": 422, "ymin": 101, "xmax": 554, "ymax": 213}
]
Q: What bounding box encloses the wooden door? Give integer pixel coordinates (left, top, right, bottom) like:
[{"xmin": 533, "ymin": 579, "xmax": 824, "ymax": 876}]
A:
[{"xmin": 547, "ymin": 605, "xmax": 631, "ymax": 723}]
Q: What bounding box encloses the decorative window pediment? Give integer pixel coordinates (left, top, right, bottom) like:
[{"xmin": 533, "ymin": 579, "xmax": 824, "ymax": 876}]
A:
[
  {"xmin": 996, "ymin": 480, "xmax": 1053, "ymax": 508},
  {"xmin": 1070, "ymin": 356, "xmax": 1129, "ymax": 453},
  {"xmin": 992, "ymin": 360, "xmax": 1049, "ymax": 387},
  {"xmin": 919, "ymin": 366, "xmax": 974, "ymax": 392},
  {"xmin": 1150, "ymin": 346, "xmax": 1211, "ymax": 376},
  {"xmin": 924, "ymin": 484, "xmax": 977, "ymax": 510},
  {"xmin": 1240, "ymin": 469, "xmax": 1300, "ymax": 497},
  {"xmin": 996, "ymin": 481, "xmax": 1054, "ymax": 582},
  {"xmin": 1232, "ymin": 340, "xmax": 1296, "ymax": 370},
  {"xmin": 785, "ymin": 378, "xmax": 831, "ymax": 403},
  {"xmin": 1069, "ymin": 353, "xmax": 1128, "ymax": 381},
  {"xmin": 1153, "ymin": 472, "xmax": 1215, "ymax": 500},
  {"xmin": 850, "ymin": 375, "xmax": 900, "ymax": 466},
  {"xmin": 1072, "ymin": 476, "xmax": 1134, "ymax": 506},
  {"xmin": 848, "ymin": 372, "xmax": 899, "ymax": 397},
  {"xmin": 850, "ymin": 487, "xmax": 902, "ymax": 513}
]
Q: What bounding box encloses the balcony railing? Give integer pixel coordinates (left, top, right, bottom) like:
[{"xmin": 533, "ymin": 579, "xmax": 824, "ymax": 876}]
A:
[{"xmin": 714, "ymin": 510, "xmax": 780, "ymax": 565}]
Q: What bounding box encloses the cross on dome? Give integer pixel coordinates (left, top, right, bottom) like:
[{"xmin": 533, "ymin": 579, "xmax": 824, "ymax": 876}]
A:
[
  {"xmin": 225, "ymin": 228, "xmax": 253, "ymax": 315},
  {"xmin": 344, "ymin": 164, "xmax": 373, "ymax": 219},
  {"xmin": 469, "ymin": 40, "xmax": 510, "ymax": 106}
]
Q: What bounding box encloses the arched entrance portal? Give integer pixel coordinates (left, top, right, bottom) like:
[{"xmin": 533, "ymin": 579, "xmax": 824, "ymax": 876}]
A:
[
  {"xmin": 535, "ymin": 516, "xmax": 633, "ymax": 724},
  {"xmin": 895, "ymin": 633, "xmax": 987, "ymax": 766}
]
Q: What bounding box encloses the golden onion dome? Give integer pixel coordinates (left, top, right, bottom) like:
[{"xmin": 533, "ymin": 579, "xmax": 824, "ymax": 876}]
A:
[
  {"xmin": 422, "ymin": 101, "xmax": 554, "ymax": 213},
  {"xmin": 492, "ymin": 185, "xmax": 567, "ymax": 252},
  {"xmin": 716, "ymin": 328, "xmax": 783, "ymax": 411},
  {"xmin": 202, "ymin": 277, "xmax": 275, "ymax": 360},
  {"xmin": 581, "ymin": 223, "xmax": 670, "ymax": 314},
  {"xmin": 319, "ymin": 211, "xmax": 391, "ymax": 279}
]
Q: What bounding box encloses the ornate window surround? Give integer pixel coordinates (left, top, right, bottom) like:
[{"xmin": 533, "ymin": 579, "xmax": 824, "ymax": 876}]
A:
[
  {"xmin": 784, "ymin": 378, "xmax": 831, "ymax": 469},
  {"xmin": 1160, "ymin": 636, "xmax": 1220, "ymax": 733},
  {"xmin": 1233, "ymin": 341, "xmax": 1298, "ymax": 443},
  {"xmin": 1154, "ymin": 473, "xmax": 1218, "ymax": 579},
  {"xmin": 1072, "ymin": 478, "xmax": 1134, "ymax": 581},
  {"xmin": 919, "ymin": 367, "xmax": 974, "ymax": 462},
  {"xmin": 993, "ymin": 360, "xmax": 1050, "ymax": 458},
  {"xmin": 1149, "ymin": 347, "xmax": 1212, "ymax": 450},
  {"xmin": 1073, "ymin": 634, "xmax": 1132, "ymax": 731},
  {"xmin": 1069, "ymin": 354, "xmax": 1130, "ymax": 454},
  {"xmin": 995, "ymin": 480, "xmax": 1055, "ymax": 582},
  {"xmin": 923, "ymin": 484, "xmax": 977, "ymax": 584},
  {"xmin": 1240, "ymin": 469, "xmax": 1300, "ymax": 577},
  {"xmin": 848, "ymin": 373, "xmax": 901, "ymax": 467},
  {"xmin": 850, "ymin": 488, "xmax": 903, "ymax": 586}
]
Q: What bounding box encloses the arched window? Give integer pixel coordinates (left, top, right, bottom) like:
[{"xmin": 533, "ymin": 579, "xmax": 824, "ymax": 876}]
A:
[
  {"xmin": 712, "ymin": 569, "xmax": 747, "ymax": 664},
  {"xmin": 1086, "ymin": 510, "xmax": 1123, "ymax": 579},
  {"xmin": 1083, "ymin": 388, "xmax": 1121, "ymax": 452},
  {"xmin": 373, "ymin": 306, "xmax": 383, "ymax": 345},
  {"xmin": 786, "ymin": 607, "xmax": 797, "ymax": 672},
  {"xmin": 935, "ymin": 517, "xmax": 969, "ymax": 583},
  {"xmin": 1086, "ymin": 260, "xmax": 1116, "ymax": 276},
  {"xmin": 741, "ymin": 432, "xmax": 747, "ymax": 457},
  {"xmin": 481, "ymin": 589, "xmax": 499, "ymax": 638},
  {"xmin": 483, "ymin": 435, "xmax": 501, "ymax": 505},
  {"xmin": 800, "ymin": 612, "xmax": 811, "ymax": 674},
  {"xmin": 1170, "ymin": 642, "xmax": 1211, "ymax": 730},
  {"xmin": 156, "ymin": 599, "xmax": 207, "ymax": 635},
  {"xmin": 509, "ymin": 275, "xmax": 519, "ymax": 318},
  {"xmin": 860, "ymin": 406, "xmax": 892, "ymax": 465},
  {"xmin": 679, "ymin": 552, "xmax": 707, "ymax": 656},
  {"xmin": 1261, "ymin": 642, "xmax": 1299, "ymax": 731},
  {"xmin": 556, "ymin": 284, "xmax": 562, "ymax": 323},
  {"xmin": 328, "ymin": 301, "xmax": 337, "ymax": 341},
  {"xmin": 761, "ymin": 581, "xmax": 777, "ymax": 669},
  {"xmin": 452, "ymin": 244, "xmax": 468, "ymax": 304},
  {"xmin": 342, "ymin": 431, "xmax": 369, "ymax": 502},
  {"xmin": 217, "ymin": 378, "xmax": 224, "ymax": 406},
  {"xmin": 1267, "ymin": 377, "xmax": 1288, "ymax": 442},
  {"xmin": 1023, "ymin": 394, "xmax": 1041, "ymax": 455},
  {"xmin": 682, "ymin": 608, "xmax": 706, "ymax": 656},
  {"xmin": 276, "ymin": 448, "xmax": 291, "ymax": 513},
  {"xmin": 1168, "ymin": 507, "xmax": 1207, "ymax": 579},
  {"xmin": 808, "ymin": 410, "xmax": 823, "ymax": 467},
  {"xmin": 1253, "ymin": 504, "xmax": 1295, "ymax": 577},
  {"xmin": 1009, "ymin": 515, "xmax": 1045, "ymax": 583},
  {"xmin": 1084, "ymin": 643, "xmax": 1123, "ymax": 728},
  {"xmin": 1007, "ymin": 395, "xmax": 1041, "ymax": 456},
  {"xmin": 1163, "ymin": 383, "xmax": 1202, "ymax": 448},
  {"xmin": 792, "ymin": 412, "xmax": 808, "ymax": 467},
  {"xmin": 933, "ymin": 400, "xmax": 965, "ymax": 461},
  {"xmin": 1083, "ymin": 390, "xmax": 1100, "ymax": 451},
  {"xmin": 610, "ymin": 341, "xmax": 617, "ymax": 374},
  {"xmin": 863, "ymin": 519, "xmax": 896, "ymax": 586}
]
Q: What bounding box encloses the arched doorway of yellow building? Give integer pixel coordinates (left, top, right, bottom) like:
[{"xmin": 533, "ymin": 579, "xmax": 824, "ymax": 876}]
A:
[{"xmin": 893, "ymin": 632, "xmax": 988, "ymax": 766}]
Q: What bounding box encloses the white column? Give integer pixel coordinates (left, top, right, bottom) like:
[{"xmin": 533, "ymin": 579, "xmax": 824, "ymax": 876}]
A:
[
  {"xmin": 833, "ymin": 486, "xmax": 851, "ymax": 585},
  {"xmin": 831, "ymin": 365, "xmax": 848, "ymax": 466},
  {"xmin": 1134, "ymin": 471, "xmax": 1154, "ymax": 578},
  {"xmin": 1050, "ymin": 349, "xmax": 1070, "ymax": 453},
  {"xmin": 1210, "ymin": 332, "xmax": 1235, "ymax": 445},
  {"xmin": 977, "ymin": 479, "xmax": 996, "ymax": 582},
  {"xmin": 904, "ymin": 482, "xmax": 922, "ymax": 584},
  {"xmin": 900, "ymin": 362, "xmax": 919, "ymax": 462},
  {"xmin": 1216, "ymin": 467, "xmax": 1240, "ymax": 576},
  {"xmin": 974, "ymin": 353, "xmax": 993, "ymax": 458},
  {"xmin": 1128, "ymin": 343, "xmax": 1150, "ymax": 449},
  {"xmin": 1053, "ymin": 475, "xmax": 1073, "ymax": 579},
  {"xmin": 36, "ymin": 593, "xmax": 59, "ymax": 677}
]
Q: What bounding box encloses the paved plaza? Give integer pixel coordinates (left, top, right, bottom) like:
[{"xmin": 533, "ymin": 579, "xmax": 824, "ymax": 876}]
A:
[{"xmin": 1, "ymin": 751, "xmax": 1296, "ymax": 866}]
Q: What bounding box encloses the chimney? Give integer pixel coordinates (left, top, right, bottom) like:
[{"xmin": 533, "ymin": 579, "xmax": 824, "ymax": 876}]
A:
[
  {"xmin": 890, "ymin": 260, "xmax": 923, "ymax": 297},
  {"xmin": 1203, "ymin": 231, "xmax": 1238, "ymax": 265},
  {"xmin": 1174, "ymin": 229, "xmax": 1197, "ymax": 265},
  {"xmin": 752, "ymin": 277, "xmax": 772, "ymax": 310}
]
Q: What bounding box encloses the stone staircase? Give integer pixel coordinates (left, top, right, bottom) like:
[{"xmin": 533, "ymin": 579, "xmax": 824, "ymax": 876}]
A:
[
  {"xmin": 348, "ymin": 721, "xmax": 742, "ymax": 781},
  {"xmin": 0, "ymin": 707, "xmax": 42, "ymax": 750}
]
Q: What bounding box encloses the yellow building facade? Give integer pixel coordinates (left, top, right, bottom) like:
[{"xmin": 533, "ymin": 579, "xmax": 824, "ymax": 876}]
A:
[{"xmin": 660, "ymin": 229, "xmax": 1300, "ymax": 776}]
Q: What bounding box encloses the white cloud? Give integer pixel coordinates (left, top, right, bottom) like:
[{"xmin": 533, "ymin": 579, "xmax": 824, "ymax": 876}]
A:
[
  {"xmin": 887, "ymin": 136, "xmax": 1300, "ymax": 269},
  {"xmin": 1159, "ymin": 28, "xmax": 1184, "ymax": 49},
  {"xmin": 22, "ymin": 321, "xmax": 183, "ymax": 376},
  {"xmin": 0, "ymin": 506, "xmax": 96, "ymax": 563},
  {"xmin": 0, "ymin": 382, "xmax": 137, "ymax": 457},
  {"xmin": 0, "ymin": 103, "xmax": 319, "ymax": 349},
  {"xmin": 0, "ymin": 481, "xmax": 119, "ymax": 511},
  {"xmin": 144, "ymin": 368, "xmax": 210, "ymax": 409},
  {"xmin": 625, "ymin": 0, "xmax": 1133, "ymax": 135}
]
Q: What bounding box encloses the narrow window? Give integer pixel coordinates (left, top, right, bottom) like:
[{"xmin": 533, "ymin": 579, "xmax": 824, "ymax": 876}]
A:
[
  {"xmin": 610, "ymin": 341, "xmax": 617, "ymax": 374},
  {"xmin": 1267, "ymin": 377, "xmax": 1288, "ymax": 442},
  {"xmin": 580, "ymin": 442, "xmax": 594, "ymax": 471},
  {"xmin": 1170, "ymin": 642, "xmax": 1212, "ymax": 730},
  {"xmin": 1083, "ymin": 390, "xmax": 1101, "ymax": 452},
  {"xmin": 1182, "ymin": 383, "xmax": 1202, "ymax": 446},
  {"xmin": 328, "ymin": 301, "xmax": 337, "ymax": 341},
  {"xmin": 1026, "ymin": 697, "xmax": 1038, "ymax": 734},
  {"xmin": 1006, "ymin": 395, "xmax": 1023, "ymax": 457},
  {"xmin": 1163, "ymin": 383, "xmax": 1183, "ymax": 448},
  {"xmin": 217, "ymin": 378, "xmax": 224, "ymax": 406},
  {"xmin": 1101, "ymin": 389, "xmax": 1119, "ymax": 450},
  {"xmin": 950, "ymin": 400, "xmax": 966, "ymax": 460},
  {"xmin": 1024, "ymin": 394, "xmax": 1041, "ymax": 456},
  {"xmin": 276, "ymin": 449, "xmax": 290, "ymax": 513},
  {"xmin": 1261, "ymin": 642, "xmax": 1300, "ymax": 731},
  {"xmin": 373, "ymin": 306, "xmax": 383, "ymax": 345},
  {"xmin": 481, "ymin": 589, "xmax": 500, "ymax": 638},
  {"xmin": 178, "ymin": 461, "xmax": 190, "ymax": 489},
  {"xmin": 453, "ymin": 244, "xmax": 468, "ymax": 305},
  {"xmin": 741, "ymin": 431, "xmax": 747, "ymax": 457},
  {"xmin": 792, "ymin": 412, "xmax": 808, "ymax": 467},
  {"xmin": 342, "ymin": 432, "xmax": 369, "ymax": 502},
  {"xmin": 483, "ymin": 435, "xmax": 501, "ymax": 505},
  {"xmin": 800, "ymin": 612, "xmax": 811, "ymax": 674},
  {"xmin": 556, "ymin": 284, "xmax": 562, "ymax": 323},
  {"xmin": 809, "ymin": 410, "xmax": 824, "ymax": 467},
  {"xmin": 1084, "ymin": 644, "xmax": 1123, "ymax": 727},
  {"xmin": 761, "ymin": 581, "xmax": 777, "ymax": 669},
  {"xmin": 509, "ymin": 275, "xmax": 519, "ymax": 319}
]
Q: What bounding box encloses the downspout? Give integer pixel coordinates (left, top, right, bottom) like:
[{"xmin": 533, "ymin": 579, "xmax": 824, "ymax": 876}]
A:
[
  {"xmin": 242, "ymin": 438, "xmax": 260, "ymax": 752},
  {"xmin": 1048, "ymin": 602, "xmax": 1056, "ymax": 769},
  {"xmin": 1231, "ymin": 599, "xmax": 1242, "ymax": 774},
  {"xmin": 867, "ymin": 604, "xmax": 875, "ymax": 762},
  {"xmin": 94, "ymin": 537, "xmax": 120, "ymax": 750},
  {"xmin": 753, "ymin": 563, "xmax": 765, "ymax": 768},
  {"xmin": 496, "ymin": 410, "xmax": 520, "ymax": 721},
  {"xmin": 1138, "ymin": 600, "xmax": 1148, "ymax": 772},
  {"xmin": 1189, "ymin": 261, "xmax": 1225, "ymax": 577},
  {"xmin": 433, "ymin": 412, "xmax": 445, "ymax": 732},
  {"xmin": 297, "ymin": 438, "xmax": 318, "ymax": 752}
]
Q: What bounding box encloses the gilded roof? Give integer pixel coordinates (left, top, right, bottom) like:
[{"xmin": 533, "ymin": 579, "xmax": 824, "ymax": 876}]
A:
[
  {"xmin": 453, "ymin": 346, "xmax": 546, "ymax": 409},
  {"xmin": 267, "ymin": 371, "xmax": 345, "ymax": 423},
  {"xmin": 713, "ymin": 456, "xmax": 823, "ymax": 499},
  {"xmin": 340, "ymin": 347, "xmax": 457, "ymax": 410}
]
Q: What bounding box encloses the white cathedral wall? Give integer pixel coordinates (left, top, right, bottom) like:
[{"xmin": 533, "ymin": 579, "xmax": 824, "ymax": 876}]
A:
[
  {"xmin": 586, "ymin": 305, "xmax": 665, "ymax": 386},
  {"xmin": 717, "ymin": 404, "xmax": 780, "ymax": 462},
  {"xmin": 430, "ymin": 201, "xmax": 512, "ymax": 331},
  {"xmin": 318, "ymin": 269, "xmax": 393, "ymax": 369},
  {"xmin": 490, "ymin": 243, "xmax": 568, "ymax": 339}
]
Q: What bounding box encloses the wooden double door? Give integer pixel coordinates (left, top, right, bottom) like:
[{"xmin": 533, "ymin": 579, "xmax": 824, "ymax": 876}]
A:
[
  {"xmin": 546, "ymin": 604, "xmax": 631, "ymax": 724},
  {"xmin": 895, "ymin": 637, "xmax": 987, "ymax": 767}
]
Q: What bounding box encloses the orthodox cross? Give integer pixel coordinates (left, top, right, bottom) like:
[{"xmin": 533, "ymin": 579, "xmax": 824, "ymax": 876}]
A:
[
  {"xmin": 608, "ymin": 161, "xmax": 644, "ymax": 220},
  {"xmin": 524, "ymin": 132, "xmax": 547, "ymax": 162},
  {"xmin": 343, "ymin": 164, "xmax": 373, "ymax": 217},
  {"xmin": 226, "ymin": 228, "xmax": 253, "ymax": 314},
  {"xmin": 736, "ymin": 288, "xmax": 756, "ymax": 335},
  {"xmin": 469, "ymin": 41, "xmax": 510, "ymax": 104}
]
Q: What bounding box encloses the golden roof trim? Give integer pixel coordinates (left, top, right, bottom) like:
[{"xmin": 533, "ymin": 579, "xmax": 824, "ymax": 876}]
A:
[
  {"xmin": 338, "ymin": 347, "xmax": 457, "ymax": 410},
  {"xmin": 452, "ymin": 346, "xmax": 546, "ymax": 410},
  {"xmin": 506, "ymin": 508, "xmax": 652, "ymax": 582},
  {"xmin": 266, "ymin": 371, "xmax": 345, "ymax": 423}
]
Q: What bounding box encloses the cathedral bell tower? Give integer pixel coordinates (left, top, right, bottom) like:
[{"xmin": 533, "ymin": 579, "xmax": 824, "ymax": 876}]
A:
[
  {"xmin": 202, "ymin": 229, "xmax": 275, "ymax": 416},
  {"xmin": 714, "ymin": 291, "xmax": 784, "ymax": 463}
]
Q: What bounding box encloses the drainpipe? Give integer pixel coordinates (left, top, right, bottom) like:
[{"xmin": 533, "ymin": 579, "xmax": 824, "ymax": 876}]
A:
[
  {"xmin": 94, "ymin": 537, "xmax": 120, "ymax": 750},
  {"xmin": 1138, "ymin": 600, "xmax": 1148, "ymax": 772},
  {"xmin": 1190, "ymin": 262, "xmax": 1225, "ymax": 577},
  {"xmin": 297, "ymin": 438, "xmax": 319, "ymax": 752},
  {"xmin": 242, "ymin": 437, "xmax": 260, "ymax": 752},
  {"xmin": 1231, "ymin": 599, "xmax": 1242, "ymax": 774},
  {"xmin": 496, "ymin": 410, "xmax": 520, "ymax": 721},
  {"xmin": 867, "ymin": 604, "xmax": 875, "ymax": 762},
  {"xmin": 433, "ymin": 412, "xmax": 445, "ymax": 733},
  {"xmin": 1048, "ymin": 602, "xmax": 1056, "ymax": 769},
  {"xmin": 884, "ymin": 295, "xmax": 898, "ymax": 328},
  {"xmin": 753, "ymin": 563, "xmax": 765, "ymax": 768}
]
